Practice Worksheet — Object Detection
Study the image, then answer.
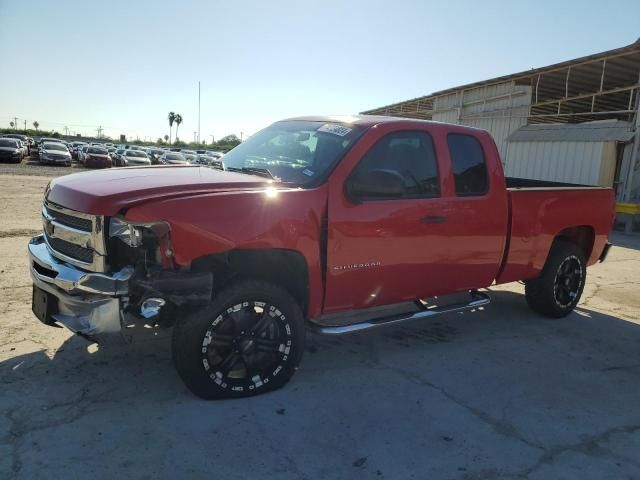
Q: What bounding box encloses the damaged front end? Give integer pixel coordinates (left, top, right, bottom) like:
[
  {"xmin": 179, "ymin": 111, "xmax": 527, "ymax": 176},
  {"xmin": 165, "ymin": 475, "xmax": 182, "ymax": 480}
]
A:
[{"xmin": 29, "ymin": 208, "xmax": 212, "ymax": 343}]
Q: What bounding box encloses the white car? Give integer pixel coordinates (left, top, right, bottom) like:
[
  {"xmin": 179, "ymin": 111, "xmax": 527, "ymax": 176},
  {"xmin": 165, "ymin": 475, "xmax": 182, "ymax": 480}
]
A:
[
  {"xmin": 159, "ymin": 152, "xmax": 190, "ymax": 165},
  {"xmin": 39, "ymin": 142, "xmax": 72, "ymax": 166},
  {"xmin": 123, "ymin": 150, "xmax": 151, "ymax": 166}
]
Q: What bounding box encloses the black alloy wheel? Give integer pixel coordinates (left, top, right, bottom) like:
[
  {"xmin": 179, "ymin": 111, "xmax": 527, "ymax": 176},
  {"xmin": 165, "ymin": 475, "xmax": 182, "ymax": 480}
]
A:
[{"xmin": 172, "ymin": 280, "xmax": 305, "ymax": 399}]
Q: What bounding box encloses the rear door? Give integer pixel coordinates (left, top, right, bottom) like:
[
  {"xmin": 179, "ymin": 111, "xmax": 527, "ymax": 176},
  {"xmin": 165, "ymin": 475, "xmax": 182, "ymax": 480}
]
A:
[
  {"xmin": 323, "ymin": 126, "xmax": 454, "ymax": 313},
  {"xmin": 438, "ymin": 131, "xmax": 508, "ymax": 291}
]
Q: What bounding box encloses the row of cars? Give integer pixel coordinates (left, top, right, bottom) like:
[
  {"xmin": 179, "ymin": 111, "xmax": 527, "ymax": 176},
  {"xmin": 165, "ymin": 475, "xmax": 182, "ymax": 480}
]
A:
[
  {"xmin": 0, "ymin": 134, "xmax": 226, "ymax": 170},
  {"xmin": 0, "ymin": 133, "xmax": 33, "ymax": 162},
  {"xmin": 70, "ymin": 141, "xmax": 225, "ymax": 169}
]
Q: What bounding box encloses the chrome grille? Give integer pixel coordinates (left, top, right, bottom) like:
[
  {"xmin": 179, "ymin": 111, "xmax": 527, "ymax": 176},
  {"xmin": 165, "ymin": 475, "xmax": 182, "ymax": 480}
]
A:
[
  {"xmin": 45, "ymin": 233, "xmax": 94, "ymax": 263},
  {"xmin": 44, "ymin": 205, "xmax": 92, "ymax": 231},
  {"xmin": 42, "ymin": 201, "xmax": 106, "ymax": 272}
]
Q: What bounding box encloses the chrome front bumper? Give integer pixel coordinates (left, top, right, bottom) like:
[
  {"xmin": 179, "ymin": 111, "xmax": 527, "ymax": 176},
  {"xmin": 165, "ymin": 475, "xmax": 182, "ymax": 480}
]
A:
[{"xmin": 28, "ymin": 234, "xmax": 133, "ymax": 341}]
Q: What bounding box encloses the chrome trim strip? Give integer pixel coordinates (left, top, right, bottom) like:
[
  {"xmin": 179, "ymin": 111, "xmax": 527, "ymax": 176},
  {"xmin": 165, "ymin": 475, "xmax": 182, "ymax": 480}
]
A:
[
  {"xmin": 310, "ymin": 291, "xmax": 491, "ymax": 334},
  {"xmin": 42, "ymin": 232, "xmax": 95, "ymax": 268},
  {"xmin": 44, "ymin": 200, "xmax": 95, "ymax": 221},
  {"xmin": 43, "ymin": 207, "xmax": 94, "ymax": 248},
  {"xmin": 29, "ymin": 235, "xmax": 131, "ymax": 295}
]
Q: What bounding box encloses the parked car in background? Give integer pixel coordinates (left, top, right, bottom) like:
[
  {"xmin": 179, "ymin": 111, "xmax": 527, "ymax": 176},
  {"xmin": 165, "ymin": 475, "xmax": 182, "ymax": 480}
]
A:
[
  {"xmin": 4, "ymin": 134, "xmax": 31, "ymax": 155},
  {"xmin": 77, "ymin": 145, "xmax": 89, "ymax": 164},
  {"xmin": 147, "ymin": 148, "xmax": 164, "ymax": 165},
  {"xmin": 39, "ymin": 142, "xmax": 72, "ymax": 166},
  {"xmin": 83, "ymin": 146, "xmax": 112, "ymax": 169},
  {"xmin": 192, "ymin": 154, "xmax": 212, "ymax": 165},
  {"xmin": 122, "ymin": 149, "xmax": 151, "ymax": 166},
  {"xmin": 0, "ymin": 138, "xmax": 23, "ymax": 163},
  {"xmin": 112, "ymin": 148, "xmax": 126, "ymax": 166},
  {"xmin": 182, "ymin": 153, "xmax": 196, "ymax": 163},
  {"xmin": 70, "ymin": 142, "xmax": 87, "ymax": 160},
  {"xmin": 159, "ymin": 152, "xmax": 189, "ymax": 165}
]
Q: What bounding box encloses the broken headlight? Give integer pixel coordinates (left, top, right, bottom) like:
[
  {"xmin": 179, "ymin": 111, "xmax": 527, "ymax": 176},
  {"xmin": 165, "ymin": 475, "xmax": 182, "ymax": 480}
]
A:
[{"xmin": 109, "ymin": 217, "xmax": 144, "ymax": 247}]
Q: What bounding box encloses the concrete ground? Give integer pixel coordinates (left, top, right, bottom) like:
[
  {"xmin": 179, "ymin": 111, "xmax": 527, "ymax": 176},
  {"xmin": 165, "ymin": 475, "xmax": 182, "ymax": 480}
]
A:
[{"xmin": 1, "ymin": 171, "xmax": 639, "ymax": 480}]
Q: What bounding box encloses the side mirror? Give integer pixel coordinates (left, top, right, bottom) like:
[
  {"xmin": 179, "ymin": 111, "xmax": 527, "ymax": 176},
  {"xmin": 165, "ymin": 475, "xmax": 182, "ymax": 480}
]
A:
[{"xmin": 345, "ymin": 169, "xmax": 405, "ymax": 202}]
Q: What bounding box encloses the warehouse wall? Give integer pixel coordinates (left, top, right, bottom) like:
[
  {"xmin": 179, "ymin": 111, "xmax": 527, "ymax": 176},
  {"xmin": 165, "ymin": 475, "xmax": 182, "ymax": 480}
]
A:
[
  {"xmin": 504, "ymin": 141, "xmax": 613, "ymax": 186},
  {"xmin": 431, "ymin": 81, "xmax": 531, "ymax": 159}
]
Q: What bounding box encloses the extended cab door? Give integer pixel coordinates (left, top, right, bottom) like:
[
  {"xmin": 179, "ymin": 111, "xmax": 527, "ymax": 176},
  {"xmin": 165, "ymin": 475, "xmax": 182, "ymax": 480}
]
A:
[
  {"xmin": 438, "ymin": 130, "xmax": 508, "ymax": 292},
  {"xmin": 323, "ymin": 123, "xmax": 508, "ymax": 314},
  {"xmin": 323, "ymin": 124, "xmax": 454, "ymax": 313}
]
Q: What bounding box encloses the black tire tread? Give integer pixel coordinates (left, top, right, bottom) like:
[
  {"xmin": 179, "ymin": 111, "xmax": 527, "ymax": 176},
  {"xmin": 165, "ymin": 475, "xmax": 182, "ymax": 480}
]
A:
[
  {"xmin": 525, "ymin": 239, "xmax": 586, "ymax": 318},
  {"xmin": 172, "ymin": 280, "xmax": 305, "ymax": 400}
]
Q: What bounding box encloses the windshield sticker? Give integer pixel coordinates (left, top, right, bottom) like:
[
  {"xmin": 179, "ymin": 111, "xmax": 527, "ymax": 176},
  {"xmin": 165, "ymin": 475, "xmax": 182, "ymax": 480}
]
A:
[
  {"xmin": 302, "ymin": 169, "xmax": 314, "ymax": 176},
  {"xmin": 318, "ymin": 124, "xmax": 352, "ymax": 137}
]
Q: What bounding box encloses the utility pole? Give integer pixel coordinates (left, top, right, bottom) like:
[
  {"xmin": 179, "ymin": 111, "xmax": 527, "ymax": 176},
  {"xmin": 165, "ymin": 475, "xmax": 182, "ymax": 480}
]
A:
[
  {"xmin": 64, "ymin": 126, "xmax": 69, "ymax": 136},
  {"xmin": 198, "ymin": 81, "xmax": 201, "ymax": 144},
  {"xmin": 13, "ymin": 117, "xmax": 18, "ymax": 130},
  {"xmin": 23, "ymin": 120, "xmax": 26, "ymax": 131},
  {"xmin": 193, "ymin": 131, "xmax": 197, "ymax": 143},
  {"xmin": 209, "ymin": 134, "xmax": 214, "ymax": 145},
  {"xmin": 96, "ymin": 126, "xmax": 103, "ymax": 138},
  {"xmin": 240, "ymin": 131, "xmax": 244, "ymax": 141}
]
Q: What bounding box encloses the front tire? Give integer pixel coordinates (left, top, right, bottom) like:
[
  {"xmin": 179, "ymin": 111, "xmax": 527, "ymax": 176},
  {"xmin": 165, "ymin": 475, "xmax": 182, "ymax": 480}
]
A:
[
  {"xmin": 172, "ymin": 280, "xmax": 305, "ymax": 399},
  {"xmin": 525, "ymin": 240, "xmax": 586, "ymax": 318}
]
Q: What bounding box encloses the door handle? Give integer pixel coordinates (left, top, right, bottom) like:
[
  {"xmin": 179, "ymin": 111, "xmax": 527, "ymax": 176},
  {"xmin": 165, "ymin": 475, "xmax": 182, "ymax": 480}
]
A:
[{"xmin": 421, "ymin": 215, "xmax": 448, "ymax": 224}]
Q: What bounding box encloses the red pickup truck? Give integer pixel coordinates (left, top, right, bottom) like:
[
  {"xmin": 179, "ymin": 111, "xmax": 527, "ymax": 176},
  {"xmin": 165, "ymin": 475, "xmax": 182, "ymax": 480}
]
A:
[{"xmin": 28, "ymin": 116, "xmax": 615, "ymax": 399}]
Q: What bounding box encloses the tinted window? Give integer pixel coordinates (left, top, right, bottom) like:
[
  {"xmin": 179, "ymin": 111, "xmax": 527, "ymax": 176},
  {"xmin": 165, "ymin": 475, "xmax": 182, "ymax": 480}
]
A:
[
  {"xmin": 44, "ymin": 143, "xmax": 67, "ymax": 151},
  {"xmin": 349, "ymin": 131, "xmax": 439, "ymax": 200},
  {"xmin": 88, "ymin": 147, "xmax": 107, "ymax": 154},
  {"xmin": 447, "ymin": 134, "xmax": 488, "ymax": 196},
  {"xmin": 126, "ymin": 151, "xmax": 146, "ymax": 157}
]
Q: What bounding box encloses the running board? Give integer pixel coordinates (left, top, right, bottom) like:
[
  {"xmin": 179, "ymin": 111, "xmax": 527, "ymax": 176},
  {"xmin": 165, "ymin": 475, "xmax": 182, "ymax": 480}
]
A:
[{"xmin": 311, "ymin": 291, "xmax": 490, "ymax": 335}]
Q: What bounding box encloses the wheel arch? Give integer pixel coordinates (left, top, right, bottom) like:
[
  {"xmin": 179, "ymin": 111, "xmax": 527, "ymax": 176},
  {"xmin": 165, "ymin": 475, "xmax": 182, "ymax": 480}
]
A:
[
  {"xmin": 190, "ymin": 248, "xmax": 310, "ymax": 315},
  {"xmin": 553, "ymin": 225, "xmax": 595, "ymax": 261}
]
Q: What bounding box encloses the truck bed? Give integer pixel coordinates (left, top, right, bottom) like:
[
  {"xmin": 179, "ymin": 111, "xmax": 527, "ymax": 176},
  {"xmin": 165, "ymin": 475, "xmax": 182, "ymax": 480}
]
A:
[
  {"xmin": 505, "ymin": 177, "xmax": 592, "ymax": 189},
  {"xmin": 496, "ymin": 180, "xmax": 615, "ymax": 285}
]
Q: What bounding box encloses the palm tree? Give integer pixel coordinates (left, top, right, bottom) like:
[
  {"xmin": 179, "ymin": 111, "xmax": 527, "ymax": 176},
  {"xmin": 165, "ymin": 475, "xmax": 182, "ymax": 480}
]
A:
[
  {"xmin": 164, "ymin": 134, "xmax": 169, "ymax": 142},
  {"xmin": 174, "ymin": 114, "xmax": 183, "ymax": 141},
  {"xmin": 9, "ymin": 121, "xmax": 14, "ymax": 129},
  {"xmin": 33, "ymin": 121, "xmax": 39, "ymax": 131},
  {"xmin": 168, "ymin": 112, "xmax": 176, "ymax": 145}
]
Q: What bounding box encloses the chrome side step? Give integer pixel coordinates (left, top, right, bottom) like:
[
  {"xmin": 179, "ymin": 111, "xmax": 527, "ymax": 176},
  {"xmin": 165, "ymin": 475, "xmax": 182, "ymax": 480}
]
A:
[{"xmin": 311, "ymin": 291, "xmax": 490, "ymax": 335}]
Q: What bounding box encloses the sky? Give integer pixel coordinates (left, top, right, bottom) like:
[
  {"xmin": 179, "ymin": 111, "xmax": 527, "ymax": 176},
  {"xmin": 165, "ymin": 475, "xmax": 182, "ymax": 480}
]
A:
[{"xmin": 0, "ymin": 0, "xmax": 639, "ymax": 142}]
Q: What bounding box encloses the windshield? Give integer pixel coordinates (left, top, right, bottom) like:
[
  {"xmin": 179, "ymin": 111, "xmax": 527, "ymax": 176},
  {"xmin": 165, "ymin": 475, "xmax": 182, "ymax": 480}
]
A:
[
  {"xmin": 222, "ymin": 120, "xmax": 364, "ymax": 185},
  {"xmin": 127, "ymin": 151, "xmax": 146, "ymax": 157},
  {"xmin": 0, "ymin": 139, "xmax": 17, "ymax": 148},
  {"xmin": 44, "ymin": 143, "xmax": 67, "ymax": 151},
  {"xmin": 88, "ymin": 147, "xmax": 107, "ymax": 154},
  {"xmin": 166, "ymin": 154, "xmax": 185, "ymax": 160}
]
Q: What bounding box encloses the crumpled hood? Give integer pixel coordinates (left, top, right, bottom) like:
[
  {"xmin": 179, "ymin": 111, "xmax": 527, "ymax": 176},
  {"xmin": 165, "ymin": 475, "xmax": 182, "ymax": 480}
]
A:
[{"xmin": 47, "ymin": 165, "xmax": 272, "ymax": 215}]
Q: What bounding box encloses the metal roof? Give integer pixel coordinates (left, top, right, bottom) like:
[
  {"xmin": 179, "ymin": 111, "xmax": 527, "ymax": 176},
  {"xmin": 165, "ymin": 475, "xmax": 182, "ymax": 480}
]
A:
[
  {"xmin": 506, "ymin": 120, "xmax": 635, "ymax": 143},
  {"xmin": 362, "ymin": 39, "xmax": 640, "ymax": 124}
]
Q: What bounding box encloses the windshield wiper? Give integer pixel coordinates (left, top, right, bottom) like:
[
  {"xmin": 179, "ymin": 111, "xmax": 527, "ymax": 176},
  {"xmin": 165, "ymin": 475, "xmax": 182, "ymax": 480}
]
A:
[{"xmin": 226, "ymin": 166, "xmax": 276, "ymax": 180}]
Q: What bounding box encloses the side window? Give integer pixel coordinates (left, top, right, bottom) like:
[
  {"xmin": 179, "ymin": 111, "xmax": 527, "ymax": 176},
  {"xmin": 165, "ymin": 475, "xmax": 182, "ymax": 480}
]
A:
[
  {"xmin": 347, "ymin": 131, "xmax": 440, "ymax": 201},
  {"xmin": 447, "ymin": 134, "xmax": 489, "ymax": 196}
]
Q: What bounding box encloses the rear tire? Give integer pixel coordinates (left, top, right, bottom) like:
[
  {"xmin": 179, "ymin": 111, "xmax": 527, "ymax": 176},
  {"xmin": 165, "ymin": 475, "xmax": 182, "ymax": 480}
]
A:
[
  {"xmin": 172, "ymin": 280, "xmax": 305, "ymax": 399},
  {"xmin": 525, "ymin": 240, "xmax": 586, "ymax": 318}
]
